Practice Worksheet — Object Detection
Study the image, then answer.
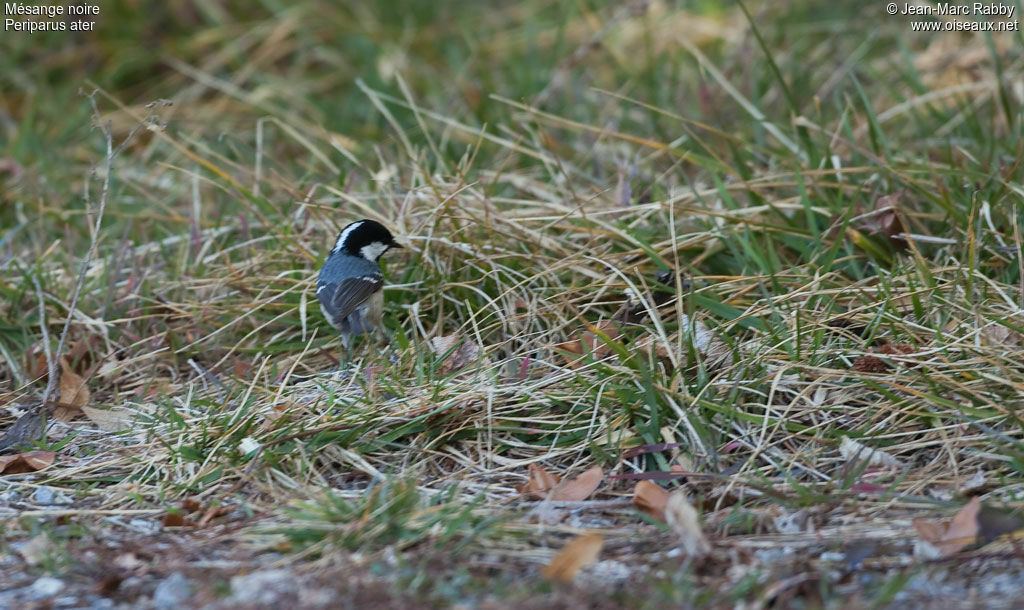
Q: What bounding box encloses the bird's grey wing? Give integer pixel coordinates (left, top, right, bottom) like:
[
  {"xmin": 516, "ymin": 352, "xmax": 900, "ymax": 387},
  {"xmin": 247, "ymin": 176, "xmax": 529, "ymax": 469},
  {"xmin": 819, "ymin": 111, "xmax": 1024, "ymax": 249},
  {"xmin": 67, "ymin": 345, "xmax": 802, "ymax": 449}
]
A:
[{"xmin": 317, "ymin": 274, "xmax": 383, "ymax": 321}]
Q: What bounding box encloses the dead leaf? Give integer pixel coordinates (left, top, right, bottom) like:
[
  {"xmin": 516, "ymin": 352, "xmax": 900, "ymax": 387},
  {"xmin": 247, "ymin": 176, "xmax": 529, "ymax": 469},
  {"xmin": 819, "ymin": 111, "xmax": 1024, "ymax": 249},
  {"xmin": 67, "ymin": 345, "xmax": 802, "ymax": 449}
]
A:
[
  {"xmin": 22, "ymin": 451, "xmax": 55, "ymax": 470},
  {"xmin": 982, "ymin": 323, "xmax": 1022, "ymax": 347},
  {"xmin": 689, "ymin": 319, "xmax": 732, "ymax": 368},
  {"xmin": 852, "ymin": 342, "xmax": 916, "ymax": 373},
  {"xmin": 67, "ymin": 335, "xmax": 104, "ymax": 376},
  {"xmin": 630, "ymin": 318, "xmax": 732, "ymax": 372},
  {"xmin": 431, "ymin": 333, "xmax": 485, "ymax": 374},
  {"xmin": 57, "ymin": 356, "xmax": 90, "ymax": 420},
  {"xmin": 554, "ymin": 320, "xmax": 621, "ymax": 368},
  {"xmin": 541, "ymin": 533, "xmax": 605, "ymax": 582},
  {"xmin": 0, "ymin": 450, "xmax": 56, "ymax": 474},
  {"xmin": 25, "ymin": 349, "xmax": 47, "ymax": 380},
  {"xmin": 81, "ymin": 406, "xmax": 132, "ymax": 432},
  {"xmin": 913, "ymin": 496, "xmax": 981, "ymax": 556},
  {"xmin": 839, "ymin": 436, "xmax": 904, "ymax": 469},
  {"xmin": 860, "ymin": 190, "xmax": 908, "ymax": 249},
  {"xmin": 196, "ymin": 504, "xmax": 232, "ymax": 527},
  {"xmin": 232, "ymin": 358, "xmax": 253, "ymax": 379},
  {"xmin": 633, "ymin": 480, "xmax": 670, "ymax": 522},
  {"xmin": 517, "ymin": 465, "xmax": 603, "ymax": 501},
  {"xmin": 550, "ymin": 466, "xmax": 603, "ymax": 501},
  {"xmin": 161, "ymin": 512, "xmax": 191, "ymax": 527},
  {"xmin": 852, "ymin": 355, "xmax": 887, "ymax": 373},
  {"xmin": 877, "ymin": 343, "xmax": 915, "ymax": 362},
  {"xmin": 665, "ymin": 490, "xmax": 711, "ymax": 556},
  {"xmin": 516, "ymin": 463, "xmax": 561, "ymax": 498}
]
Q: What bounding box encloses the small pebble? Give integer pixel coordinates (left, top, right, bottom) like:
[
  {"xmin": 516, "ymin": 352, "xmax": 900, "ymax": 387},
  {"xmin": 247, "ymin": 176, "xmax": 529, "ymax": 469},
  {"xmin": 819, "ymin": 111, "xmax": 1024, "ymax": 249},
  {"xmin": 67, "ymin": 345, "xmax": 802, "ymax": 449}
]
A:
[
  {"xmin": 153, "ymin": 572, "xmax": 191, "ymax": 609},
  {"xmin": 29, "ymin": 576, "xmax": 64, "ymax": 599},
  {"xmin": 31, "ymin": 486, "xmax": 73, "ymax": 506},
  {"xmin": 230, "ymin": 569, "xmax": 297, "ymax": 605}
]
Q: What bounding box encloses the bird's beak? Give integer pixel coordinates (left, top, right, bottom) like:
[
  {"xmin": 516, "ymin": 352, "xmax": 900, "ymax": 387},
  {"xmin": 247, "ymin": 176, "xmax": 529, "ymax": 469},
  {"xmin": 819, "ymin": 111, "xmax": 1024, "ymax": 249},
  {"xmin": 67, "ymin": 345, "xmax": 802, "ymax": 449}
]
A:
[{"xmin": 390, "ymin": 240, "xmax": 404, "ymax": 249}]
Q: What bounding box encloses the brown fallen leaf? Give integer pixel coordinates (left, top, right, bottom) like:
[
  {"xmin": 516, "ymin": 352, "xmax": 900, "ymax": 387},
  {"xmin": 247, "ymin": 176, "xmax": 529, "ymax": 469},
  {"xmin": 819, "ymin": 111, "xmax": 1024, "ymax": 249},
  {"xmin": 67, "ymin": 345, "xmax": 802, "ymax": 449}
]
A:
[
  {"xmin": 81, "ymin": 406, "xmax": 133, "ymax": 432},
  {"xmin": 852, "ymin": 354, "xmax": 887, "ymax": 373},
  {"xmin": 541, "ymin": 533, "xmax": 604, "ymax": 582},
  {"xmin": 688, "ymin": 319, "xmax": 733, "ymax": 369},
  {"xmin": 554, "ymin": 320, "xmax": 621, "ymax": 369},
  {"xmin": 982, "ymin": 323, "xmax": 1022, "ymax": 348},
  {"xmin": 630, "ymin": 317, "xmax": 732, "ymax": 372},
  {"xmin": 431, "ymin": 333, "xmax": 485, "ymax": 374},
  {"xmin": 161, "ymin": 512, "xmax": 192, "ymax": 527},
  {"xmin": 0, "ymin": 450, "xmax": 56, "ymax": 474},
  {"xmin": 61, "ymin": 336, "xmax": 105, "ymax": 384},
  {"xmin": 196, "ymin": 503, "xmax": 232, "ymax": 527},
  {"xmin": 860, "ymin": 190, "xmax": 909, "ymax": 250},
  {"xmin": 24, "ymin": 349, "xmax": 48, "ymax": 380},
  {"xmin": 516, "ymin": 463, "xmax": 561, "ymax": 498},
  {"xmin": 913, "ymin": 496, "xmax": 982, "ymax": 556},
  {"xmin": 633, "ymin": 480, "xmax": 670, "ymax": 522},
  {"xmin": 232, "ymin": 357, "xmax": 254, "ymax": 379},
  {"xmin": 57, "ymin": 356, "xmax": 90, "ymax": 421},
  {"xmin": 852, "ymin": 343, "xmax": 915, "ymax": 373},
  {"xmin": 549, "ymin": 466, "xmax": 603, "ymax": 501},
  {"xmin": 878, "ymin": 343, "xmax": 915, "ymax": 358},
  {"xmin": 665, "ymin": 490, "xmax": 711, "ymax": 556}
]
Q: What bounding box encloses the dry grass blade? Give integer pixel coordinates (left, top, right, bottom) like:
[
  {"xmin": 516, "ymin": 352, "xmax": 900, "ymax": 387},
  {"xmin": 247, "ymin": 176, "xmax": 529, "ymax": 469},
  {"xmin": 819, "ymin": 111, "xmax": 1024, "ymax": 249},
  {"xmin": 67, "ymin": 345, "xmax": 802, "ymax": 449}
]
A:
[{"xmin": 838, "ymin": 436, "xmax": 903, "ymax": 469}]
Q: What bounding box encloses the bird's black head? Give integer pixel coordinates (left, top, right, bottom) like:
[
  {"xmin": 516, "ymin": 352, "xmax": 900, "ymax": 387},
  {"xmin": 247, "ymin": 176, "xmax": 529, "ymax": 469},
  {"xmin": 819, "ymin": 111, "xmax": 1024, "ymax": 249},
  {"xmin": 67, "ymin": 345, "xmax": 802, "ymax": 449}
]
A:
[{"xmin": 331, "ymin": 219, "xmax": 403, "ymax": 260}]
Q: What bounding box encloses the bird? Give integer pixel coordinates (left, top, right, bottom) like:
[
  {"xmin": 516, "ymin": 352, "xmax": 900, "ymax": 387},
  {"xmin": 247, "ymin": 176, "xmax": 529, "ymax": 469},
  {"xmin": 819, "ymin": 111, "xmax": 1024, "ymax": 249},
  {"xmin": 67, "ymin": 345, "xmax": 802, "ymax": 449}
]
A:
[{"xmin": 316, "ymin": 219, "xmax": 402, "ymax": 359}]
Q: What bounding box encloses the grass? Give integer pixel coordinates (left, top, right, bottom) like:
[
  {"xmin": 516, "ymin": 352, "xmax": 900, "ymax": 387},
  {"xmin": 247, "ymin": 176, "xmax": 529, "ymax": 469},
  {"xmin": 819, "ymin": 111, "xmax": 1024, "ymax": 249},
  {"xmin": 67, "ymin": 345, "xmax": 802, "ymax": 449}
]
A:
[{"xmin": 2, "ymin": 0, "xmax": 1024, "ymax": 606}]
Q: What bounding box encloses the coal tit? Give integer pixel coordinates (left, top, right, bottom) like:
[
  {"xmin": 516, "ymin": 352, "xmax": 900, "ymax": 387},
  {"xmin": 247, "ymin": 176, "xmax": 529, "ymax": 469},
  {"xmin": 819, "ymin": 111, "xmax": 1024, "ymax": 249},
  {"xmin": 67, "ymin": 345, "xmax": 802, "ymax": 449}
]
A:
[{"xmin": 317, "ymin": 219, "xmax": 402, "ymax": 353}]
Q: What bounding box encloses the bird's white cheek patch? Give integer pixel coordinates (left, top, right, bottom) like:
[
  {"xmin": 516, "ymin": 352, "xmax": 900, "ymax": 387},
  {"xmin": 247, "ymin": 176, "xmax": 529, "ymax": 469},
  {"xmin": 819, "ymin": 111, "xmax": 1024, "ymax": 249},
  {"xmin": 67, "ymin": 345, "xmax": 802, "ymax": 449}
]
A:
[{"xmin": 360, "ymin": 241, "xmax": 389, "ymax": 261}]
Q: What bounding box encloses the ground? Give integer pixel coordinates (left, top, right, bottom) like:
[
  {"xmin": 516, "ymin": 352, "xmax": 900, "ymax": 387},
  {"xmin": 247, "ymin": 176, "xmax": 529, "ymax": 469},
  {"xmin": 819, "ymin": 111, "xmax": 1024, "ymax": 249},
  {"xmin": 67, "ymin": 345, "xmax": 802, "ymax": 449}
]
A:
[{"xmin": 2, "ymin": 1, "xmax": 1024, "ymax": 608}]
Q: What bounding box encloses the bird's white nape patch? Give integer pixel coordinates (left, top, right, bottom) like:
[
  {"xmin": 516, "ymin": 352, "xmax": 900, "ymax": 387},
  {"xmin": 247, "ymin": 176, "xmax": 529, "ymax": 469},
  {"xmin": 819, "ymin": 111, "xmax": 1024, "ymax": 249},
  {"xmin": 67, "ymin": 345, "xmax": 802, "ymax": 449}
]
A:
[
  {"xmin": 360, "ymin": 241, "xmax": 389, "ymax": 261},
  {"xmin": 333, "ymin": 220, "xmax": 365, "ymax": 252}
]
